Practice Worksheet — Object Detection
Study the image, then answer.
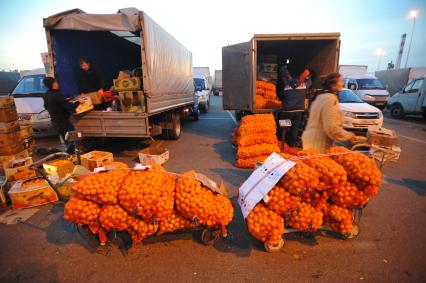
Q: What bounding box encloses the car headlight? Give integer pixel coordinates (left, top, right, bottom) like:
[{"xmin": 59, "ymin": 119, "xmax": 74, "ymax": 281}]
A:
[
  {"xmin": 36, "ymin": 110, "xmax": 50, "ymax": 120},
  {"xmin": 343, "ymin": 111, "xmax": 355, "ymax": 118},
  {"xmin": 364, "ymin": 94, "xmax": 375, "ymax": 101}
]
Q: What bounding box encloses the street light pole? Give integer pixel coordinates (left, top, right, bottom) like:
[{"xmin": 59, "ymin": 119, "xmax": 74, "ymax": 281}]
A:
[
  {"xmin": 405, "ymin": 10, "xmax": 418, "ymax": 68},
  {"xmin": 377, "ymin": 48, "xmax": 385, "ymax": 71}
]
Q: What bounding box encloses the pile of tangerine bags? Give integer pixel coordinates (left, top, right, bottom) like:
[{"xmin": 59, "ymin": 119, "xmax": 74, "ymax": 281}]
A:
[
  {"xmin": 255, "ymin": 81, "xmax": 282, "ymax": 109},
  {"xmin": 235, "ymin": 114, "xmax": 280, "ymax": 168},
  {"xmin": 63, "ymin": 163, "xmax": 234, "ymax": 248}
]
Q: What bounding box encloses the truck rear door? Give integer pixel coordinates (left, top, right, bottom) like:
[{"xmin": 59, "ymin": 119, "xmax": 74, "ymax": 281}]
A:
[{"xmin": 222, "ymin": 41, "xmax": 253, "ymax": 111}]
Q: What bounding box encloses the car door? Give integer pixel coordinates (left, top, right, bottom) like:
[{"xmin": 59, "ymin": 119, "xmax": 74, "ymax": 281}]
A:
[{"xmin": 402, "ymin": 79, "xmax": 424, "ymax": 112}]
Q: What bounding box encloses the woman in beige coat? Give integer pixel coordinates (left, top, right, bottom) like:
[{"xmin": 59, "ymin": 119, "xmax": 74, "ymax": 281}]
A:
[{"xmin": 302, "ymin": 72, "xmax": 356, "ymax": 152}]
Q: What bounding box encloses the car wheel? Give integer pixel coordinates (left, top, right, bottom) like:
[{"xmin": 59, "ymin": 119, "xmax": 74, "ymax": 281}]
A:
[{"xmin": 390, "ymin": 104, "xmax": 405, "ymax": 119}]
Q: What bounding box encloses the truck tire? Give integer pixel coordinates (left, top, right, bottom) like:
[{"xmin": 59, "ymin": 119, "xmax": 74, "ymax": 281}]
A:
[
  {"xmin": 167, "ymin": 111, "xmax": 181, "ymax": 140},
  {"xmin": 390, "ymin": 104, "xmax": 405, "ymax": 119}
]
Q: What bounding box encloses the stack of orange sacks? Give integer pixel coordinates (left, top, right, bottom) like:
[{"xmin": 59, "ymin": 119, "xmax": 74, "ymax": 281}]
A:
[
  {"xmin": 235, "ymin": 114, "xmax": 280, "ymax": 168},
  {"xmin": 255, "ymin": 81, "xmax": 282, "ymax": 109}
]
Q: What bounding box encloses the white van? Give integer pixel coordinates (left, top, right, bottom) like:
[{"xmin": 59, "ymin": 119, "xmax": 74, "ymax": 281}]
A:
[
  {"xmin": 339, "ymin": 88, "xmax": 383, "ymax": 131},
  {"xmin": 10, "ymin": 72, "xmax": 56, "ymax": 136},
  {"xmin": 344, "ymin": 74, "xmax": 390, "ymax": 109},
  {"xmin": 387, "ymin": 77, "xmax": 426, "ymax": 119}
]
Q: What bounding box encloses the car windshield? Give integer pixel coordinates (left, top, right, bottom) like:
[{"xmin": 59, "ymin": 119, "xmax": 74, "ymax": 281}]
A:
[
  {"xmin": 11, "ymin": 75, "xmax": 47, "ymax": 97},
  {"xmin": 339, "ymin": 89, "xmax": 364, "ymax": 103},
  {"xmin": 356, "ymin": 78, "xmax": 385, "ymax": 90},
  {"xmin": 194, "ymin": 78, "xmax": 205, "ymax": 90}
]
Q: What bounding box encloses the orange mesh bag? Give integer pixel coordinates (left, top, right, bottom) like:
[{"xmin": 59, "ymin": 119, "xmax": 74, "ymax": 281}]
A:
[
  {"xmin": 236, "ymin": 155, "xmax": 269, "ymax": 169},
  {"xmin": 119, "ymin": 164, "xmax": 176, "ymax": 222},
  {"xmin": 324, "ymin": 204, "xmax": 353, "ymax": 235},
  {"xmin": 278, "ymin": 160, "xmax": 320, "ymax": 196},
  {"xmin": 175, "ymin": 171, "xmax": 234, "ymax": 236},
  {"xmin": 237, "ymin": 132, "xmax": 278, "ymax": 147},
  {"xmin": 158, "ymin": 211, "xmax": 197, "ymax": 235},
  {"xmin": 237, "ymin": 143, "xmax": 280, "ymax": 160},
  {"xmin": 99, "ymin": 204, "xmax": 130, "ymax": 231},
  {"xmin": 128, "ymin": 218, "xmax": 158, "ymax": 248},
  {"xmin": 327, "ymin": 146, "xmax": 382, "ymax": 197},
  {"xmin": 71, "ymin": 169, "xmax": 130, "ymax": 204},
  {"xmin": 297, "ymin": 149, "xmax": 347, "ymax": 190},
  {"xmin": 265, "ymin": 185, "xmax": 301, "ymax": 215},
  {"xmin": 288, "ymin": 202, "xmax": 323, "ymax": 232},
  {"xmin": 246, "ymin": 203, "xmax": 284, "ymax": 245},
  {"xmin": 329, "ymin": 182, "xmax": 369, "ymax": 209}
]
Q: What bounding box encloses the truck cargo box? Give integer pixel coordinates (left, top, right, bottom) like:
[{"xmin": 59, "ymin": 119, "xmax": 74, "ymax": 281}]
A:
[{"xmin": 222, "ymin": 33, "xmax": 340, "ymax": 112}]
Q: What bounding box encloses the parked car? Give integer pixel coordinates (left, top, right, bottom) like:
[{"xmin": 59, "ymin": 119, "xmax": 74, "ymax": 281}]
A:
[
  {"xmin": 344, "ymin": 74, "xmax": 389, "ymax": 109},
  {"xmin": 10, "ymin": 72, "xmax": 56, "ymax": 136},
  {"xmin": 387, "ymin": 77, "xmax": 426, "ymax": 119},
  {"xmin": 339, "ymin": 88, "xmax": 383, "ymax": 131}
]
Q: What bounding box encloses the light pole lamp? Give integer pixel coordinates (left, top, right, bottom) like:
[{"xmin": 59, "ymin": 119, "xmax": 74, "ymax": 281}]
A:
[
  {"xmin": 377, "ymin": 48, "xmax": 385, "ymax": 71},
  {"xmin": 405, "ymin": 10, "xmax": 418, "ymax": 68}
]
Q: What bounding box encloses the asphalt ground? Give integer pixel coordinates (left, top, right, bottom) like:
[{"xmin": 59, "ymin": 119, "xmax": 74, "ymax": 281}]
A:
[{"xmin": 0, "ymin": 95, "xmax": 425, "ymax": 283}]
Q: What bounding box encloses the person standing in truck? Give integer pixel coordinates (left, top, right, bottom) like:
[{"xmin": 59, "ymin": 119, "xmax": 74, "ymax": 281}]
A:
[
  {"xmin": 78, "ymin": 58, "xmax": 105, "ymax": 95},
  {"xmin": 42, "ymin": 77, "xmax": 80, "ymax": 152},
  {"xmin": 302, "ymin": 72, "xmax": 356, "ymax": 152}
]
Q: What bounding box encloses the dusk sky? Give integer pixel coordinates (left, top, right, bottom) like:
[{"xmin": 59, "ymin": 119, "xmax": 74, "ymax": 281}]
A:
[{"xmin": 0, "ymin": 0, "xmax": 425, "ymax": 73}]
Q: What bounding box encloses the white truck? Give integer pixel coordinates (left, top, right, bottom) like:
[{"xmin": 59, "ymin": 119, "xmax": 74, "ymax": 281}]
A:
[
  {"xmin": 193, "ymin": 67, "xmax": 211, "ymax": 113},
  {"xmin": 387, "ymin": 77, "xmax": 426, "ymax": 119},
  {"xmin": 43, "ymin": 8, "xmax": 197, "ymax": 140},
  {"xmin": 375, "ymin": 67, "xmax": 426, "ymax": 95},
  {"xmin": 339, "ymin": 65, "xmax": 368, "ymax": 76},
  {"xmin": 343, "ymin": 74, "xmax": 390, "ymax": 109},
  {"xmin": 213, "ymin": 70, "xmax": 222, "ymax": 96}
]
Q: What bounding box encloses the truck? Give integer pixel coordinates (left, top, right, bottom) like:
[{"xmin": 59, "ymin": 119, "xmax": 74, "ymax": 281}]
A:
[
  {"xmin": 213, "ymin": 70, "xmax": 222, "ymax": 96},
  {"xmin": 375, "ymin": 67, "xmax": 426, "ymax": 95},
  {"xmin": 339, "ymin": 65, "xmax": 368, "ymax": 76},
  {"xmin": 193, "ymin": 67, "xmax": 211, "ymax": 113},
  {"xmin": 43, "ymin": 8, "xmax": 197, "ymax": 140},
  {"xmin": 222, "ymin": 33, "xmax": 341, "ymax": 114},
  {"xmin": 386, "ymin": 77, "xmax": 426, "ymax": 119}
]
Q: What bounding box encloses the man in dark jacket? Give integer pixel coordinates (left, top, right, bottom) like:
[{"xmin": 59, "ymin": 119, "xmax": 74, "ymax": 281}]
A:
[
  {"xmin": 78, "ymin": 58, "xmax": 105, "ymax": 94},
  {"xmin": 42, "ymin": 77, "xmax": 79, "ymax": 139}
]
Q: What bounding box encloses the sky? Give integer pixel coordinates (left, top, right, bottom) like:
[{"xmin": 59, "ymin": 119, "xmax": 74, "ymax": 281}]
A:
[{"xmin": 0, "ymin": 0, "xmax": 425, "ymax": 73}]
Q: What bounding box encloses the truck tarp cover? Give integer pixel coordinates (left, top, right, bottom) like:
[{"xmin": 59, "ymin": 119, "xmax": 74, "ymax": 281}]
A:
[{"xmin": 43, "ymin": 8, "xmax": 194, "ymax": 101}]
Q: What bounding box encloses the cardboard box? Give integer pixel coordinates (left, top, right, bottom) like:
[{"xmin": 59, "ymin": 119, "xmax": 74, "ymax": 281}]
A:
[
  {"xmin": 80, "ymin": 151, "xmax": 114, "ymax": 170},
  {"xmin": 74, "ymin": 95, "xmax": 94, "ymax": 114},
  {"xmin": 85, "ymin": 92, "xmax": 104, "ymax": 105},
  {"xmin": 138, "ymin": 147, "xmax": 169, "ymax": 165},
  {"xmin": 117, "ymin": 70, "xmax": 131, "ymax": 80},
  {"xmin": 113, "ymin": 77, "xmax": 142, "ymax": 91},
  {"xmin": 119, "ymin": 91, "xmax": 146, "ymax": 112},
  {"xmin": 8, "ymin": 177, "xmax": 58, "ymax": 209},
  {"xmin": 367, "ymin": 126, "xmax": 398, "ymax": 148},
  {"xmin": 43, "ymin": 159, "xmax": 75, "ymax": 179},
  {"xmin": 3, "ymin": 157, "xmax": 37, "ymax": 182},
  {"xmin": 369, "ymin": 145, "xmax": 401, "ymax": 163},
  {"xmin": 0, "ymin": 149, "xmax": 30, "ymax": 170}
]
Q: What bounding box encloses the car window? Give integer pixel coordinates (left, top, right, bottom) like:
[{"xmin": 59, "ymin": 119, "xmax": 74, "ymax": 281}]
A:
[
  {"xmin": 403, "ymin": 81, "xmax": 415, "ymax": 93},
  {"xmin": 355, "ymin": 79, "xmax": 385, "ymax": 90},
  {"xmin": 409, "ymin": 79, "xmax": 424, "ymax": 93},
  {"xmin": 339, "ymin": 89, "xmax": 364, "ymax": 103},
  {"xmin": 12, "ymin": 76, "xmax": 47, "ymax": 97}
]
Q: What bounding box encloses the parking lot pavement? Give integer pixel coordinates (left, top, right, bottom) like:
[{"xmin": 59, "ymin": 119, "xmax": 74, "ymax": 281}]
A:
[{"xmin": 0, "ymin": 95, "xmax": 425, "ymax": 283}]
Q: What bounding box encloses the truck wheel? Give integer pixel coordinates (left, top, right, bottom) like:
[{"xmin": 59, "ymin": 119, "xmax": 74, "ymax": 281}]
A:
[
  {"xmin": 168, "ymin": 112, "xmax": 181, "ymax": 140},
  {"xmin": 390, "ymin": 104, "xmax": 405, "ymax": 119}
]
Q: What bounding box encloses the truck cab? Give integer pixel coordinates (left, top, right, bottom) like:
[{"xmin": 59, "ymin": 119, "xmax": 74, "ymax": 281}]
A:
[
  {"xmin": 387, "ymin": 77, "xmax": 426, "ymax": 119},
  {"xmin": 344, "ymin": 74, "xmax": 389, "ymax": 109},
  {"xmin": 193, "ymin": 77, "xmax": 210, "ymax": 113}
]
